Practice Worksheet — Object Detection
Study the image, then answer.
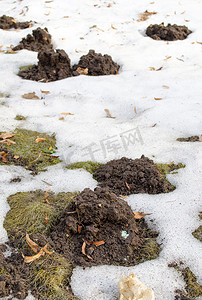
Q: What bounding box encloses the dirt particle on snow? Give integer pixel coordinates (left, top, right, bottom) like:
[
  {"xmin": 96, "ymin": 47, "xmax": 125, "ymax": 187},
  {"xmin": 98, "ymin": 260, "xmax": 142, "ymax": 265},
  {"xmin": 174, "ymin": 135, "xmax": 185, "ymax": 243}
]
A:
[{"xmin": 177, "ymin": 136, "xmax": 200, "ymax": 142}]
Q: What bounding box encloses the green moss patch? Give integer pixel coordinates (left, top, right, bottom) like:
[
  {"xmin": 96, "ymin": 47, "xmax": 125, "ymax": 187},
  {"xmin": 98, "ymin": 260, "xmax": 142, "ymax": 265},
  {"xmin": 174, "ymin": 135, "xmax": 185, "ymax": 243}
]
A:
[
  {"xmin": 192, "ymin": 212, "xmax": 202, "ymax": 242},
  {"xmin": 4, "ymin": 190, "xmax": 78, "ymax": 243},
  {"xmin": 19, "ymin": 65, "xmax": 33, "ymax": 72},
  {"xmin": 29, "ymin": 253, "xmax": 78, "ymax": 300},
  {"xmin": 0, "ymin": 128, "xmax": 61, "ymax": 174},
  {"xmin": 156, "ymin": 162, "xmax": 186, "ymax": 175},
  {"xmin": 67, "ymin": 161, "xmax": 102, "ymax": 174},
  {"xmin": 15, "ymin": 115, "xmax": 26, "ymax": 121},
  {"xmin": 169, "ymin": 262, "xmax": 202, "ymax": 299}
]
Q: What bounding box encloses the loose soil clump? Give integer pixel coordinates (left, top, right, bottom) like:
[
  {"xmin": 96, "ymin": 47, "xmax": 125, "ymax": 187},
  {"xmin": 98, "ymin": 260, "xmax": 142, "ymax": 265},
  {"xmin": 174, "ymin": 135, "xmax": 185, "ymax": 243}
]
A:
[
  {"xmin": 72, "ymin": 49, "xmax": 120, "ymax": 76},
  {"xmin": 146, "ymin": 23, "xmax": 192, "ymax": 41},
  {"xmin": 13, "ymin": 27, "xmax": 52, "ymax": 52},
  {"xmin": 0, "ymin": 15, "xmax": 31, "ymax": 30},
  {"xmin": 50, "ymin": 187, "xmax": 160, "ymax": 267},
  {"xmin": 177, "ymin": 136, "xmax": 200, "ymax": 142},
  {"xmin": 94, "ymin": 155, "xmax": 175, "ymax": 196},
  {"xmin": 18, "ymin": 49, "xmax": 72, "ymax": 82}
]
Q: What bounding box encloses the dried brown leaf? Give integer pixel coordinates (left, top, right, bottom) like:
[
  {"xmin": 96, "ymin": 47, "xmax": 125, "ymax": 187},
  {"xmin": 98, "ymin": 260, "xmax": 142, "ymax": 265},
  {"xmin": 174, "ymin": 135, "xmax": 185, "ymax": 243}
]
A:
[
  {"xmin": 61, "ymin": 112, "xmax": 74, "ymax": 116},
  {"xmin": 104, "ymin": 109, "xmax": 116, "ymax": 119},
  {"xmin": 134, "ymin": 211, "xmax": 151, "ymax": 219},
  {"xmin": 82, "ymin": 240, "xmax": 92, "ymax": 260},
  {"xmin": 22, "ymin": 92, "xmax": 39, "ymax": 100},
  {"xmin": 35, "ymin": 138, "xmax": 46, "ymax": 143},
  {"xmin": 164, "ymin": 56, "xmax": 172, "ymax": 61},
  {"xmin": 0, "ymin": 139, "xmax": 16, "ymax": 145},
  {"xmin": 162, "ymin": 85, "xmax": 169, "ymax": 89},
  {"xmin": 41, "ymin": 90, "xmax": 50, "ymax": 94},
  {"xmin": 119, "ymin": 195, "xmax": 128, "ymax": 199},
  {"xmin": 78, "ymin": 225, "xmax": 82, "ymax": 234},
  {"xmin": 111, "ymin": 24, "xmax": 117, "ymax": 30},
  {"xmin": 26, "ymin": 233, "xmax": 39, "ymax": 253},
  {"xmin": 154, "ymin": 97, "xmax": 163, "ymax": 100},
  {"xmin": 125, "ymin": 182, "xmax": 131, "ymax": 190},
  {"xmin": 92, "ymin": 240, "xmax": 105, "ymax": 246},
  {"xmin": 22, "ymin": 248, "xmax": 45, "ymax": 263},
  {"xmin": 137, "ymin": 10, "xmax": 157, "ymax": 22},
  {"xmin": 0, "ymin": 132, "xmax": 15, "ymax": 140},
  {"xmin": 0, "ymin": 151, "xmax": 8, "ymax": 162},
  {"xmin": 76, "ymin": 67, "xmax": 88, "ymax": 75}
]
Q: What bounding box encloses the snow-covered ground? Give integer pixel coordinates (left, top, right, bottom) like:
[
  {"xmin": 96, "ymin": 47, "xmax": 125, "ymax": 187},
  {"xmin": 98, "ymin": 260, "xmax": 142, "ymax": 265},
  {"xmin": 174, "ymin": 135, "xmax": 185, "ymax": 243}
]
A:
[{"xmin": 0, "ymin": 0, "xmax": 202, "ymax": 299}]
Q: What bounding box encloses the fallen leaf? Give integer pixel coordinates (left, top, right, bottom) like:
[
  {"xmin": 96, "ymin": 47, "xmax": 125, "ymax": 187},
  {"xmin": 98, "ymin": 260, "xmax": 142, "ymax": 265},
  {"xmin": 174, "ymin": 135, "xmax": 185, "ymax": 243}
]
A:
[
  {"xmin": 152, "ymin": 123, "xmax": 157, "ymax": 127},
  {"xmin": 134, "ymin": 211, "xmax": 151, "ymax": 219},
  {"xmin": 156, "ymin": 66, "xmax": 163, "ymax": 71},
  {"xmin": 62, "ymin": 37, "xmax": 66, "ymax": 40},
  {"xmin": 104, "ymin": 109, "xmax": 116, "ymax": 119},
  {"xmin": 42, "ymin": 244, "xmax": 53, "ymax": 255},
  {"xmin": 196, "ymin": 41, "xmax": 202, "ymax": 45},
  {"xmin": 44, "ymin": 213, "xmax": 48, "ymax": 225},
  {"xmin": 78, "ymin": 225, "xmax": 82, "ymax": 234},
  {"xmin": 82, "ymin": 240, "xmax": 92, "ymax": 260},
  {"xmin": 41, "ymin": 180, "xmax": 52, "ymax": 186},
  {"xmin": 199, "ymin": 135, "xmax": 202, "ymax": 142},
  {"xmin": 162, "ymin": 85, "xmax": 169, "ymax": 89},
  {"xmin": 45, "ymin": 189, "xmax": 50, "ymax": 198},
  {"xmin": 92, "ymin": 240, "xmax": 105, "ymax": 246},
  {"xmin": 26, "ymin": 233, "xmax": 39, "ymax": 253},
  {"xmin": 19, "ymin": 10, "xmax": 24, "ymax": 15},
  {"xmin": 137, "ymin": 10, "xmax": 157, "ymax": 22},
  {"xmin": 154, "ymin": 97, "xmax": 163, "ymax": 100},
  {"xmin": 125, "ymin": 182, "xmax": 131, "ymax": 190},
  {"xmin": 41, "ymin": 90, "xmax": 50, "ymax": 94},
  {"xmin": 76, "ymin": 67, "xmax": 88, "ymax": 75},
  {"xmin": 134, "ymin": 107, "xmax": 137, "ymax": 114},
  {"xmin": 61, "ymin": 112, "xmax": 74, "ymax": 116},
  {"xmin": 0, "ymin": 139, "xmax": 16, "ymax": 145},
  {"xmin": 149, "ymin": 67, "xmax": 155, "ymax": 71},
  {"xmin": 22, "ymin": 248, "xmax": 45, "ymax": 263},
  {"xmin": 35, "ymin": 138, "xmax": 46, "ymax": 143},
  {"xmin": 14, "ymin": 155, "xmax": 19, "ymax": 159},
  {"xmin": 0, "ymin": 151, "xmax": 8, "ymax": 162},
  {"xmin": 164, "ymin": 56, "xmax": 172, "ymax": 61},
  {"xmin": 119, "ymin": 195, "xmax": 128, "ymax": 199},
  {"xmin": 0, "ymin": 132, "xmax": 15, "ymax": 140},
  {"xmin": 111, "ymin": 24, "xmax": 117, "ymax": 29},
  {"xmin": 59, "ymin": 117, "xmax": 65, "ymax": 120},
  {"xmin": 22, "ymin": 92, "xmax": 39, "ymax": 100}
]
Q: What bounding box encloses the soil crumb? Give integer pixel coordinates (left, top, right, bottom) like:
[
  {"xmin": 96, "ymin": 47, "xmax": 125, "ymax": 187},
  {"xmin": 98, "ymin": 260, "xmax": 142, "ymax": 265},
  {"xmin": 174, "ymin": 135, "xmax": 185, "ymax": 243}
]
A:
[
  {"xmin": 0, "ymin": 15, "xmax": 31, "ymax": 30},
  {"xmin": 50, "ymin": 187, "xmax": 160, "ymax": 267},
  {"xmin": 18, "ymin": 49, "xmax": 72, "ymax": 82},
  {"xmin": 177, "ymin": 136, "xmax": 200, "ymax": 142},
  {"xmin": 72, "ymin": 49, "xmax": 120, "ymax": 76},
  {"xmin": 146, "ymin": 23, "xmax": 192, "ymax": 41},
  {"xmin": 94, "ymin": 155, "xmax": 175, "ymax": 196},
  {"xmin": 13, "ymin": 27, "xmax": 52, "ymax": 52}
]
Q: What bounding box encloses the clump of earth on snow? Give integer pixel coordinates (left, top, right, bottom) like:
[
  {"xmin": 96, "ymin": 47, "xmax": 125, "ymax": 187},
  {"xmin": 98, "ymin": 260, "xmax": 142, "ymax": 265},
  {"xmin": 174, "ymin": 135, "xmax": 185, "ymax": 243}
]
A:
[
  {"xmin": 18, "ymin": 48, "xmax": 120, "ymax": 81},
  {"xmin": 94, "ymin": 155, "xmax": 175, "ymax": 196},
  {"xmin": 72, "ymin": 49, "xmax": 120, "ymax": 76},
  {"xmin": 50, "ymin": 187, "xmax": 160, "ymax": 267},
  {"xmin": 177, "ymin": 136, "xmax": 200, "ymax": 142},
  {"xmin": 146, "ymin": 23, "xmax": 192, "ymax": 41},
  {"xmin": 0, "ymin": 15, "xmax": 31, "ymax": 30},
  {"xmin": 18, "ymin": 49, "xmax": 72, "ymax": 82},
  {"xmin": 12, "ymin": 27, "xmax": 52, "ymax": 52}
]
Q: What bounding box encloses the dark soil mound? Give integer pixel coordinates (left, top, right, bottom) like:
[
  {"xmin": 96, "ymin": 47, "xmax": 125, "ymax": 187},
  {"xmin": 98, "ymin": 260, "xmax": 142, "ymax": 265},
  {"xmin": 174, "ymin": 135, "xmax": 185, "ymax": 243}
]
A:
[
  {"xmin": 18, "ymin": 49, "xmax": 72, "ymax": 82},
  {"xmin": 0, "ymin": 246, "xmax": 28, "ymax": 299},
  {"xmin": 146, "ymin": 23, "xmax": 192, "ymax": 41},
  {"xmin": 177, "ymin": 136, "xmax": 200, "ymax": 142},
  {"xmin": 13, "ymin": 27, "xmax": 52, "ymax": 52},
  {"xmin": 94, "ymin": 155, "xmax": 175, "ymax": 196},
  {"xmin": 50, "ymin": 187, "xmax": 160, "ymax": 267},
  {"xmin": 72, "ymin": 49, "xmax": 120, "ymax": 76},
  {"xmin": 0, "ymin": 15, "xmax": 31, "ymax": 30}
]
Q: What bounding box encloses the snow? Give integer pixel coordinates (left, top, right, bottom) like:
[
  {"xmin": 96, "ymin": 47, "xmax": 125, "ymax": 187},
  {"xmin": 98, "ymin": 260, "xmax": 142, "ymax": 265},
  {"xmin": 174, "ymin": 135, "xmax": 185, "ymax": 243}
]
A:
[{"xmin": 0, "ymin": 0, "xmax": 202, "ymax": 299}]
